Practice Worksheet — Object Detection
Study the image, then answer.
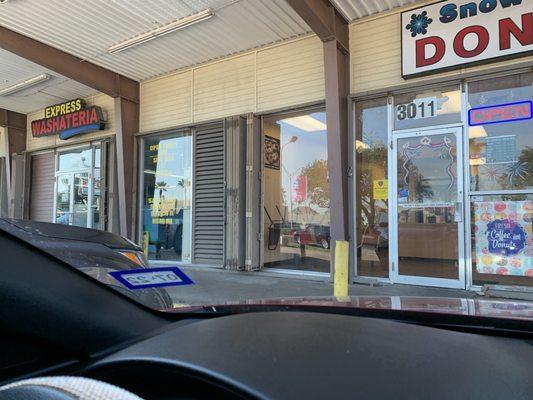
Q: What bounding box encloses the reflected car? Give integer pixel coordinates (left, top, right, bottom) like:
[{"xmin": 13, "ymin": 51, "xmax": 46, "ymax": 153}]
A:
[
  {"xmin": 0, "ymin": 218, "xmax": 173, "ymax": 309},
  {"xmin": 292, "ymin": 224, "xmax": 331, "ymax": 249}
]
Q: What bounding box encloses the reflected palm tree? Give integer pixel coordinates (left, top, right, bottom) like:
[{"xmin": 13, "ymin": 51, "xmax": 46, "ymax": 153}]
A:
[
  {"xmin": 155, "ymin": 181, "xmax": 167, "ymax": 207},
  {"xmin": 177, "ymin": 178, "xmax": 190, "ymax": 207}
]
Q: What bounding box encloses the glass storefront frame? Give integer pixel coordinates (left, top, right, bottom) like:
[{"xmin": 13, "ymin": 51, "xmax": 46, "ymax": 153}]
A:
[
  {"xmin": 260, "ymin": 105, "xmax": 331, "ymax": 277},
  {"xmin": 137, "ymin": 130, "xmax": 194, "ymax": 264},
  {"xmin": 353, "ymin": 70, "xmax": 533, "ymax": 290},
  {"xmin": 53, "ymin": 142, "xmax": 103, "ymax": 229},
  {"xmin": 390, "ymin": 126, "xmax": 467, "ymax": 289}
]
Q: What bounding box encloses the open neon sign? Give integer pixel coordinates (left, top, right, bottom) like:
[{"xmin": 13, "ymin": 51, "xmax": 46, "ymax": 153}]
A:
[{"xmin": 468, "ymin": 100, "xmax": 533, "ymax": 126}]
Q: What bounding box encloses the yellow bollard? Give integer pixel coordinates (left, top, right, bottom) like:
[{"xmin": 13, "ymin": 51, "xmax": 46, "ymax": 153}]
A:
[
  {"xmin": 333, "ymin": 240, "xmax": 349, "ymax": 299},
  {"xmin": 142, "ymin": 231, "xmax": 150, "ymax": 257}
]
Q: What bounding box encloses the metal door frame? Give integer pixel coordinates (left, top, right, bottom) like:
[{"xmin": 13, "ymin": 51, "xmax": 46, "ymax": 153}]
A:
[
  {"xmin": 54, "ymin": 144, "xmax": 99, "ymax": 228},
  {"xmin": 390, "ymin": 126, "xmax": 466, "ymax": 289}
]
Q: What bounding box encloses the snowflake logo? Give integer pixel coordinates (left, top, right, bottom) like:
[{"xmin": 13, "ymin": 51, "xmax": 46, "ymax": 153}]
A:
[{"xmin": 406, "ymin": 11, "xmax": 432, "ymax": 37}]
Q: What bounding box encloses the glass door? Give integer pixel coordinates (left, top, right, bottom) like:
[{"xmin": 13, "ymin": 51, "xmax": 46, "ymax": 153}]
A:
[
  {"xmin": 55, "ymin": 145, "xmax": 102, "ymax": 229},
  {"xmin": 56, "ymin": 174, "xmax": 73, "ymax": 225},
  {"xmin": 391, "ymin": 127, "xmax": 465, "ymax": 288},
  {"xmin": 72, "ymin": 172, "xmax": 90, "ymax": 227},
  {"xmin": 55, "ymin": 172, "xmax": 91, "ymax": 227}
]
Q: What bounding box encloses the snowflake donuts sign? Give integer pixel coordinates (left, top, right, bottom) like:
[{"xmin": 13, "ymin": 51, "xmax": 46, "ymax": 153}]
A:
[
  {"xmin": 401, "ymin": 0, "xmax": 533, "ymax": 78},
  {"xmin": 474, "ymin": 200, "xmax": 533, "ymax": 277},
  {"xmin": 486, "ymin": 219, "xmax": 526, "ymax": 255}
]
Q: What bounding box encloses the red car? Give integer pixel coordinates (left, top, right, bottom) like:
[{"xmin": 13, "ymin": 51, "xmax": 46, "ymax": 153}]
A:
[{"xmin": 292, "ymin": 224, "xmax": 331, "ymax": 249}]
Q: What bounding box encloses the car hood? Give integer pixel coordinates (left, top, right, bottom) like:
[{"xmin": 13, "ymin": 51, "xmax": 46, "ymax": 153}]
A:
[
  {"xmin": 171, "ymin": 296, "xmax": 533, "ymax": 321},
  {"xmin": 0, "ymin": 218, "xmax": 137, "ymax": 249}
]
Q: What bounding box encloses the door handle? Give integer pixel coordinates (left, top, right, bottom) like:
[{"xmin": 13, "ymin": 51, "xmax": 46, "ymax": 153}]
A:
[{"xmin": 454, "ymin": 202, "xmax": 463, "ymax": 223}]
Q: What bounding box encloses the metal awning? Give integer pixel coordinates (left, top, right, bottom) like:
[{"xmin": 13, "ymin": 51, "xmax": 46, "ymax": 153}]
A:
[
  {"xmin": 0, "ymin": 0, "xmax": 424, "ymax": 114},
  {"xmin": 0, "ymin": 0, "xmax": 310, "ymax": 81},
  {"xmin": 330, "ymin": 0, "xmax": 422, "ymax": 21},
  {"xmin": 0, "ymin": 49, "xmax": 97, "ymax": 114}
]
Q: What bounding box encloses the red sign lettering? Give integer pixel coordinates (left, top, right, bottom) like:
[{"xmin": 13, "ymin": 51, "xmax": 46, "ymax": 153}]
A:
[
  {"xmin": 416, "ymin": 36, "xmax": 446, "ymax": 67},
  {"xmin": 453, "ymin": 25, "xmax": 490, "ymax": 58},
  {"xmin": 469, "ymin": 101, "xmax": 533, "ymax": 126},
  {"xmin": 499, "ymin": 13, "xmax": 533, "ymax": 50},
  {"xmin": 31, "ymin": 106, "xmax": 105, "ymax": 139}
]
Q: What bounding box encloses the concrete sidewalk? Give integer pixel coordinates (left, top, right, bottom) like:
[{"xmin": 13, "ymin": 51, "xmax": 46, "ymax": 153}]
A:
[{"xmin": 160, "ymin": 265, "xmax": 478, "ymax": 306}]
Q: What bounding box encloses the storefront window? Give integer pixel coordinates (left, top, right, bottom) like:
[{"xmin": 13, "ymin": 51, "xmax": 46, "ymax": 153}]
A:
[
  {"xmin": 263, "ymin": 109, "xmax": 330, "ymax": 273},
  {"xmin": 468, "ymin": 73, "xmax": 533, "ymax": 192},
  {"xmin": 471, "ymin": 194, "xmax": 532, "ymax": 286},
  {"xmin": 58, "ymin": 148, "xmax": 92, "ymax": 171},
  {"xmin": 141, "ymin": 132, "xmax": 192, "ymax": 262},
  {"xmin": 394, "ymin": 84, "xmax": 462, "ymax": 130},
  {"xmin": 355, "ymin": 98, "xmax": 389, "ymax": 278}
]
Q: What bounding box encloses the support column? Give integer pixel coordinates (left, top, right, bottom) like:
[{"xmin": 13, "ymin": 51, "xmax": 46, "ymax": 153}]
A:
[
  {"xmin": 286, "ymin": 0, "xmax": 351, "ymax": 279},
  {"xmin": 114, "ymin": 97, "xmax": 139, "ymax": 239},
  {"xmin": 0, "ymin": 109, "xmax": 27, "ymax": 218},
  {"xmin": 324, "ymin": 39, "xmax": 350, "ymax": 244},
  {"xmin": 0, "ymin": 108, "xmax": 26, "ymax": 160}
]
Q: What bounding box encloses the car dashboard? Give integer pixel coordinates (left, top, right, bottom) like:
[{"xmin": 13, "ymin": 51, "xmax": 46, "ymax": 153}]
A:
[{"xmin": 76, "ymin": 311, "xmax": 533, "ymax": 400}]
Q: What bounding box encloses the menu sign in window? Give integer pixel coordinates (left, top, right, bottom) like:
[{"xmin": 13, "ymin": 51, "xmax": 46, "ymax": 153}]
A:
[{"xmin": 485, "ymin": 135, "xmax": 517, "ymax": 164}]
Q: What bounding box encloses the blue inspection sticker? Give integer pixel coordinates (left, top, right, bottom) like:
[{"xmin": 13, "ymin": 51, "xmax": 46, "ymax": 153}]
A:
[{"xmin": 109, "ymin": 267, "xmax": 194, "ymax": 290}]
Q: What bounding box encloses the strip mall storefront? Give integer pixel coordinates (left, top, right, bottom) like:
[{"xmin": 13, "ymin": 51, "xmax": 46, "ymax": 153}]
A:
[
  {"xmin": 15, "ymin": 0, "xmax": 530, "ymax": 292},
  {"xmin": 136, "ymin": 36, "xmax": 330, "ymax": 272},
  {"xmin": 352, "ymin": 0, "xmax": 532, "ymax": 290}
]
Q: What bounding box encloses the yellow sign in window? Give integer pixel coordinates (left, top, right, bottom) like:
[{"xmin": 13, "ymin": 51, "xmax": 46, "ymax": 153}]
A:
[{"xmin": 373, "ymin": 179, "xmax": 388, "ymax": 200}]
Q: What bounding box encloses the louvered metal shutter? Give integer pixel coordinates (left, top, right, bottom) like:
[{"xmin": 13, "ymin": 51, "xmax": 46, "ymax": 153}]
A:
[
  {"xmin": 29, "ymin": 152, "xmax": 55, "ymax": 222},
  {"xmin": 193, "ymin": 122, "xmax": 225, "ymax": 266}
]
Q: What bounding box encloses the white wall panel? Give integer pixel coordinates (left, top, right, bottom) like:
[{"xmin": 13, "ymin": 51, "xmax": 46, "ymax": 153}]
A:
[
  {"xmin": 140, "ymin": 71, "xmax": 193, "ymax": 132},
  {"xmin": 139, "ymin": 36, "xmax": 326, "ymax": 132},
  {"xmin": 257, "ymin": 36, "xmax": 324, "ymax": 112},
  {"xmin": 350, "ymin": 13, "xmax": 533, "ymax": 95},
  {"xmin": 193, "ymin": 53, "xmax": 256, "ymax": 122}
]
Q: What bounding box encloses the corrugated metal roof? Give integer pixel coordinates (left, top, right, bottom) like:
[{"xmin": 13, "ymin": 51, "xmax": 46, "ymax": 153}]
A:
[
  {"xmin": 0, "ymin": 49, "xmax": 97, "ymax": 114},
  {"xmin": 0, "ymin": 0, "xmax": 311, "ymax": 81},
  {"xmin": 331, "ymin": 0, "xmax": 421, "ymax": 21}
]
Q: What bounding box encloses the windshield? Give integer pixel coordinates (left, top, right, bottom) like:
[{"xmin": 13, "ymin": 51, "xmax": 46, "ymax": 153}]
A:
[{"xmin": 0, "ymin": 0, "xmax": 532, "ymax": 324}]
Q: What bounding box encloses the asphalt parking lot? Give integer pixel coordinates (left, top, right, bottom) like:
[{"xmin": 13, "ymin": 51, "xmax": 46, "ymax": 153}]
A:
[{"xmin": 156, "ymin": 264, "xmax": 478, "ymax": 307}]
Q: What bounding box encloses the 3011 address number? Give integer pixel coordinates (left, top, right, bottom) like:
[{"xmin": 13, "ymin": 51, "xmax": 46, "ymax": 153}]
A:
[{"xmin": 396, "ymin": 100, "xmax": 436, "ymax": 121}]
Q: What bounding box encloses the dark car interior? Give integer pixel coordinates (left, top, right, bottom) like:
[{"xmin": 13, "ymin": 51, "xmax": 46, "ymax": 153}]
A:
[{"xmin": 1, "ymin": 228, "xmax": 532, "ymax": 400}]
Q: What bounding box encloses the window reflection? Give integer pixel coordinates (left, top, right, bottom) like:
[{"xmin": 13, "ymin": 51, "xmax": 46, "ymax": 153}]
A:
[
  {"xmin": 468, "ymin": 73, "xmax": 533, "ymax": 192},
  {"xmin": 142, "ymin": 132, "xmax": 192, "ymax": 262},
  {"xmin": 58, "ymin": 148, "xmax": 92, "ymax": 172},
  {"xmin": 263, "ymin": 110, "xmax": 330, "ymax": 273},
  {"xmin": 355, "ymin": 99, "xmax": 389, "ymax": 278},
  {"xmin": 394, "ymin": 85, "xmax": 462, "ymax": 130}
]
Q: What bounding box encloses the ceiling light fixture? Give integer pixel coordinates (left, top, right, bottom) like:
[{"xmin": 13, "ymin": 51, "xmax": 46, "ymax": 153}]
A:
[
  {"xmin": 282, "ymin": 115, "xmax": 327, "ymax": 132},
  {"xmin": 108, "ymin": 9, "xmax": 214, "ymax": 54},
  {"xmin": 0, "ymin": 73, "xmax": 50, "ymax": 96}
]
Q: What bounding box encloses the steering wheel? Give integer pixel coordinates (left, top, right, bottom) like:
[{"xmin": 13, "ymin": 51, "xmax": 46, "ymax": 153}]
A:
[{"xmin": 0, "ymin": 376, "xmax": 144, "ymax": 400}]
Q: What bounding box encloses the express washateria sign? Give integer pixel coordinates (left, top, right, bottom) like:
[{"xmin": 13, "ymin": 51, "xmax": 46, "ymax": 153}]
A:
[
  {"xmin": 31, "ymin": 99, "xmax": 106, "ymax": 140},
  {"xmin": 401, "ymin": 0, "xmax": 533, "ymax": 78}
]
